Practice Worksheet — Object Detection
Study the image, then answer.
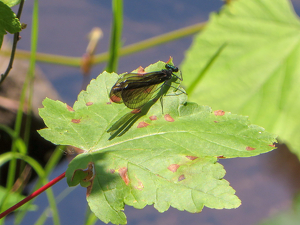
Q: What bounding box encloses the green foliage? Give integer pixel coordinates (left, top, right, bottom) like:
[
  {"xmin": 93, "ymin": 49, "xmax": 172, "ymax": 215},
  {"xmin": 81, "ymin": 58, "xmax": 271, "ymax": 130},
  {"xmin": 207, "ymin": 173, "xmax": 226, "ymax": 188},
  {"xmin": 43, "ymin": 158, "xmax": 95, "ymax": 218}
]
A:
[
  {"xmin": 38, "ymin": 61, "xmax": 276, "ymax": 224},
  {"xmin": 0, "ymin": 1, "xmax": 21, "ymax": 48},
  {"xmin": 258, "ymin": 193, "xmax": 300, "ymax": 225},
  {"xmin": 0, "ymin": 186, "xmax": 36, "ymax": 211},
  {"xmin": 181, "ymin": 0, "xmax": 300, "ymax": 158},
  {"xmin": 0, "ymin": 0, "xmax": 21, "ymax": 7}
]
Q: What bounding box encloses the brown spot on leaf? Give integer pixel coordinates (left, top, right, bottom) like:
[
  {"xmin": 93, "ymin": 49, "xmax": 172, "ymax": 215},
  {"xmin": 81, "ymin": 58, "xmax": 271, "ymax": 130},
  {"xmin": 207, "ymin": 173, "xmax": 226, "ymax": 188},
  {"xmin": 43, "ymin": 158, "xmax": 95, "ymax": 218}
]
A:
[
  {"xmin": 83, "ymin": 163, "xmax": 95, "ymax": 182},
  {"xmin": 119, "ymin": 167, "xmax": 129, "ymax": 185},
  {"xmin": 131, "ymin": 109, "xmax": 141, "ymax": 114},
  {"xmin": 269, "ymin": 144, "xmax": 276, "ymax": 148},
  {"xmin": 86, "ymin": 102, "xmax": 93, "ymax": 106},
  {"xmin": 136, "ymin": 66, "xmax": 145, "ymax": 75},
  {"xmin": 217, "ymin": 155, "xmax": 226, "ymax": 159},
  {"xmin": 71, "ymin": 162, "xmax": 95, "ymax": 197},
  {"xmin": 149, "ymin": 115, "xmax": 157, "ymax": 120},
  {"xmin": 178, "ymin": 175, "xmax": 185, "ymax": 181},
  {"xmin": 246, "ymin": 146, "xmax": 256, "ymax": 151},
  {"xmin": 66, "ymin": 146, "xmax": 85, "ymax": 154},
  {"xmin": 164, "ymin": 114, "xmax": 174, "ymax": 122},
  {"xmin": 168, "ymin": 164, "xmax": 180, "ymax": 172},
  {"xmin": 71, "ymin": 119, "xmax": 81, "ymax": 123},
  {"xmin": 67, "ymin": 105, "xmax": 75, "ymax": 112},
  {"xmin": 137, "ymin": 121, "xmax": 150, "ymax": 128},
  {"xmin": 110, "ymin": 169, "xmax": 115, "ymax": 174},
  {"xmin": 214, "ymin": 110, "xmax": 225, "ymax": 116},
  {"xmin": 106, "ymin": 101, "xmax": 112, "ymax": 105},
  {"xmin": 186, "ymin": 156, "xmax": 198, "ymax": 160},
  {"xmin": 214, "ymin": 121, "xmax": 219, "ymax": 123},
  {"xmin": 166, "ymin": 56, "xmax": 172, "ymax": 64},
  {"xmin": 87, "ymin": 183, "xmax": 93, "ymax": 197},
  {"xmin": 71, "ymin": 162, "xmax": 94, "ymax": 184},
  {"xmin": 134, "ymin": 179, "xmax": 144, "ymax": 190}
]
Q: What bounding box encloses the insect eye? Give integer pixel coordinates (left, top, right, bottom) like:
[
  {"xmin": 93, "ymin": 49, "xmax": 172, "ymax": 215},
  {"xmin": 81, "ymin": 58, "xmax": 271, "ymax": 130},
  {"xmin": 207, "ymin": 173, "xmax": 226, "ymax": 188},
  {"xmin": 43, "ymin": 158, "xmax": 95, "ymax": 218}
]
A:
[
  {"xmin": 165, "ymin": 64, "xmax": 179, "ymax": 72},
  {"xmin": 165, "ymin": 64, "xmax": 172, "ymax": 69}
]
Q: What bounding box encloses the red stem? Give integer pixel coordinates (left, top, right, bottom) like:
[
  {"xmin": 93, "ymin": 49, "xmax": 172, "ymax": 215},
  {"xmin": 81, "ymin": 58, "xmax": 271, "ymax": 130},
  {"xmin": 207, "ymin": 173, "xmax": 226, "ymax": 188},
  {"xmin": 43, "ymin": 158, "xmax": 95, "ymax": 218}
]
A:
[{"xmin": 0, "ymin": 172, "xmax": 66, "ymax": 219}]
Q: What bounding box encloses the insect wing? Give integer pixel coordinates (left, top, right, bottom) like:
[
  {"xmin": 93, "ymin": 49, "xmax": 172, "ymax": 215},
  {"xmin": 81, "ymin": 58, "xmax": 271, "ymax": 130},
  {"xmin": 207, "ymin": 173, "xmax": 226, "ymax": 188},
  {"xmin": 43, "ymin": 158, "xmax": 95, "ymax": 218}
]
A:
[
  {"xmin": 121, "ymin": 82, "xmax": 160, "ymax": 109},
  {"xmin": 120, "ymin": 71, "xmax": 169, "ymax": 109},
  {"xmin": 109, "ymin": 73, "xmax": 142, "ymax": 104}
]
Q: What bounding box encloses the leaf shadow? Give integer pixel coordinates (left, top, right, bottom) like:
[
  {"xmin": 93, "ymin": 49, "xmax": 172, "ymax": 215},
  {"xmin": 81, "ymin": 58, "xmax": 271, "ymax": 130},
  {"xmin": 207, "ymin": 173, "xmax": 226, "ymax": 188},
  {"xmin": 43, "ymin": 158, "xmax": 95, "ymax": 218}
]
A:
[{"xmin": 107, "ymin": 96, "xmax": 159, "ymax": 140}]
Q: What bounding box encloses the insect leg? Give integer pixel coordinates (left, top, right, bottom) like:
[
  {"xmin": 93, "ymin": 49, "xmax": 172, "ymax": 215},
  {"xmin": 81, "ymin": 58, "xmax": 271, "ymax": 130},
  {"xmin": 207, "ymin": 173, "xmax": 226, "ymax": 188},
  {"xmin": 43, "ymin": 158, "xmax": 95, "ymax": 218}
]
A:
[{"xmin": 160, "ymin": 95, "xmax": 164, "ymax": 114}]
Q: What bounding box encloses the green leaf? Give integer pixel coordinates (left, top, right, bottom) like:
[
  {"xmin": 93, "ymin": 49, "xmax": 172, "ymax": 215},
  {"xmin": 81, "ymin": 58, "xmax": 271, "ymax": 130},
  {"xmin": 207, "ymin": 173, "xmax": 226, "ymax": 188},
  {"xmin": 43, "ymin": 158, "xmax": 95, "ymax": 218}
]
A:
[
  {"xmin": 258, "ymin": 194, "xmax": 300, "ymax": 225},
  {"xmin": 0, "ymin": 1, "xmax": 21, "ymax": 48},
  {"xmin": 0, "ymin": 0, "xmax": 21, "ymax": 7},
  {"xmin": 39, "ymin": 61, "xmax": 276, "ymax": 224},
  {"xmin": 0, "ymin": 186, "xmax": 37, "ymax": 211},
  {"xmin": 181, "ymin": 0, "xmax": 300, "ymax": 158}
]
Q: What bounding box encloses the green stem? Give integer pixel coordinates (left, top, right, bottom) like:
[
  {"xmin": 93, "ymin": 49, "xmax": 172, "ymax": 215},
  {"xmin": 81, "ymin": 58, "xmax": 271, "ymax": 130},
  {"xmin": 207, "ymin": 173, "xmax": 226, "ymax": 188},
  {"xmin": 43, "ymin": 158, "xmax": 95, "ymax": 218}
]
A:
[
  {"xmin": 112, "ymin": 22, "xmax": 206, "ymax": 62},
  {"xmin": 0, "ymin": 153, "xmax": 61, "ymax": 223},
  {"xmin": 0, "ymin": 22, "xmax": 206, "ymax": 67},
  {"xmin": 15, "ymin": 146, "xmax": 65, "ymax": 224},
  {"xmin": 105, "ymin": 0, "xmax": 123, "ymax": 72},
  {"xmin": 0, "ymin": 0, "xmax": 24, "ymax": 85},
  {"xmin": 23, "ymin": 0, "xmax": 39, "ymax": 147}
]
